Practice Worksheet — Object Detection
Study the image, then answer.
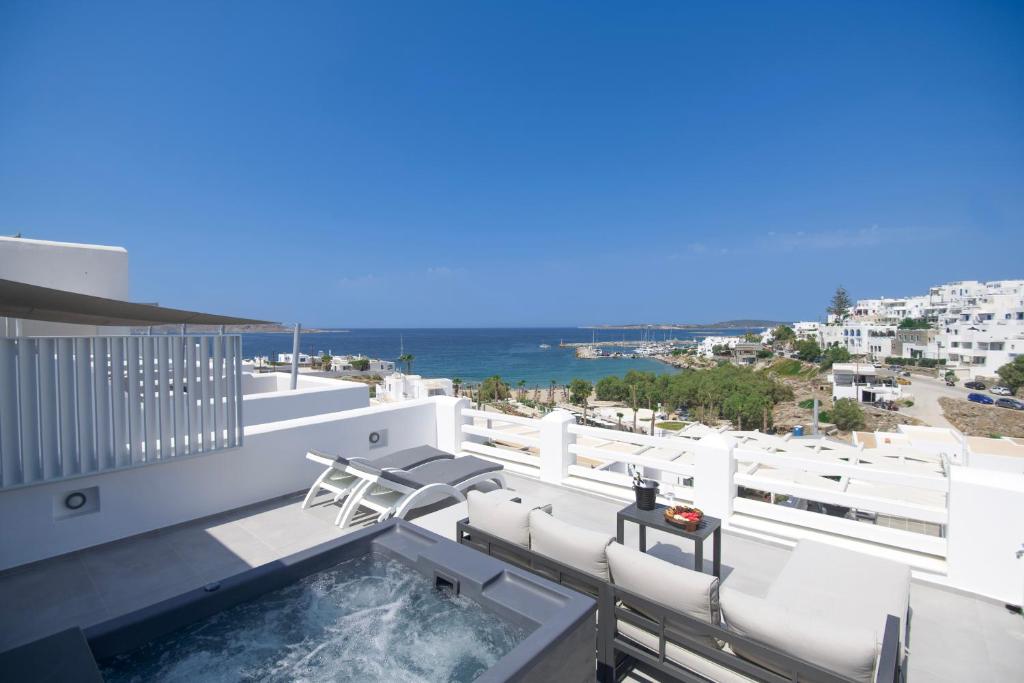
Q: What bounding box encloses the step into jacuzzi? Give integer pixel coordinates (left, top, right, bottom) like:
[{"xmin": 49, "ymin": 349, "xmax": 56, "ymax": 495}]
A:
[{"xmin": 0, "ymin": 520, "xmax": 596, "ymax": 682}]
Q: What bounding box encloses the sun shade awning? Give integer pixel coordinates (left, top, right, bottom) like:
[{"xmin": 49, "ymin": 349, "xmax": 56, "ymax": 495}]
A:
[{"xmin": 0, "ymin": 278, "xmax": 275, "ymax": 327}]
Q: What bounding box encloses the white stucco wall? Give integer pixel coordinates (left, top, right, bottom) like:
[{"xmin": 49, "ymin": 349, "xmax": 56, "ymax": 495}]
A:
[
  {"xmin": 0, "ymin": 399, "xmax": 439, "ymax": 570},
  {"xmin": 243, "ymin": 375, "xmax": 369, "ymax": 425},
  {"xmin": 0, "ymin": 236, "xmax": 130, "ymax": 337}
]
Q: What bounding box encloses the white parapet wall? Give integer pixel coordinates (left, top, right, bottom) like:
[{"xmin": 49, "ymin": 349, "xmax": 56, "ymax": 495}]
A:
[
  {"xmin": 242, "ymin": 373, "xmax": 369, "ymax": 425},
  {"xmin": 0, "ymin": 399, "xmax": 439, "ymax": 571}
]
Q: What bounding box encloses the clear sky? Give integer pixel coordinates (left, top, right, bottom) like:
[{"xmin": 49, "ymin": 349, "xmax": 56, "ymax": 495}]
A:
[{"xmin": 1, "ymin": 1, "xmax": 1021, "ymax": 327}]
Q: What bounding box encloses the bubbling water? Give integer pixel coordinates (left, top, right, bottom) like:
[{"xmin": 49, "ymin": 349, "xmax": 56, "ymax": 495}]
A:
[{"xmin": 101, "ymin": 554, "xmax": 528, "ymax": 682}]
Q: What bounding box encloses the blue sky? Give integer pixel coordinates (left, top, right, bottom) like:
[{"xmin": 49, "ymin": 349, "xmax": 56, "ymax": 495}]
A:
[{"xmin": 1, "ymin": 1, "xmax": 1021, "ymax": 327}]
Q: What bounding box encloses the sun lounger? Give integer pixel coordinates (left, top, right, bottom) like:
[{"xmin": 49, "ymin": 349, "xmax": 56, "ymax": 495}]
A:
[
  {"xmin": 335, "ymin": 455, "xmax": 506, "ymax": 528},
  {"xmin": 301, "ymin": 445, "xmax": 454, "ymax": 525}
]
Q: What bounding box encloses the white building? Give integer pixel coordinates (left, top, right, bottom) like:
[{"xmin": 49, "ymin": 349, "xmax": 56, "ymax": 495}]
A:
[
  {"xmin": 820, "ymin": 321, "xmax": 897, "ymax": 360},
  {"xmin": 328, "ymin": 354, "xmax": 395, "ymax": 374},
  {"xmin": 697, "ymin": 335, "xmax": 742, "ymax": 357},
  {"xmin": 792, "ymin": 321, "xmax": 820, "ymax": 341},
  {"xmin": 277, "ymin": 351, "xmax": 312, "ymax": 365},
  {"xmin": 829, "ymin": 363, "xmax": 902, "ymax": 403},
  {"xmin": 381, "ymin": 373, "xmax": 453, "ymax": 401}
]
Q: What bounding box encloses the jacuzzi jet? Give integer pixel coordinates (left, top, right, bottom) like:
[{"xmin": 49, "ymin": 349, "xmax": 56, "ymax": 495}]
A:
[{"xmin": 433, "ymin": 573, "xmax": 459, "ymax": 595}]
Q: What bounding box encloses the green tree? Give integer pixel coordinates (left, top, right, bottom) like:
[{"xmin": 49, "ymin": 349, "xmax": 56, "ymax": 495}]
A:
[
  {"xmin": 549, "ymin": 379, "xmax": 557, "ymax": 403},
  {"xmin": 996, "ymin": 356, "xmax": 1024, "ymax": 392},
  {"xmin": 829, "ymin": 399, "xmax": 865, "ymax": 431},
  {"xmin": 828, "ymin": 286, "xmax": 852, "ymax": 321},
  {"xmin": 517, "ymin": 379, "xmax": 527, "ymax": 400},
  {"xmin": 743, "ymin": 332, "xmax": 760, "ymax": 343},
  {"xmin": 794, "ymin": 339, "xmax": 822, "ymax": 362},
  {"xmin": 321, "ymin": 353, "xmax": 333, "ymax": 369},
  {"xmin": 478, "ymin": 375, "xmax": 510, "ymax": 402},
  {"xmin": 350, "ymin": 357, "xmax": 370, "ymax": 371},
  {"xmin": 898, "ymin": 318, "xmax": 931, "ymax": 330},
  {"xmin": 398, "ymin": 353, "xmax": 414, "ymax": 374},
  {"xmin": 616, "ymin": 411, "xmax": 624, "ymax": 430},
  {"xmin": 452, "ymin": 377, "xmax": 462, "ymax": 396},
  {"xmin": 820, "ymin": 345, "xmax": 851, "ymax": 369},
  {"xmin": 772, "ymin": 325, "xmax": 796, "ymax": 343},
  {"xmin": 568, "ymin": 378, "xmax": 593, "ymax": 407}
]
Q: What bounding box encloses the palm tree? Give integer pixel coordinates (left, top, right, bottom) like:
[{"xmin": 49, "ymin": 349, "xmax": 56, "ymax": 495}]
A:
[
  {"xmin": 398, "ymin": 353, "xmax": 414, "ymax": 374},
  {"xmin": 629, "ymin": 384, "xmax": 639, "ymax": 432},
  {"xmin": 517, "ymin": 379, "xmax": 526, "ymax": 401},
  {"xmin": 616, "ymin": 411, "xmax": 624, "ymax": 430},
  {"xmin": 549, "ymin": 379, "xmax": 556, "ymax": 404},
  {"xmin": 452, "ymin": 377, "xmax": 462, "ymax": 396}
]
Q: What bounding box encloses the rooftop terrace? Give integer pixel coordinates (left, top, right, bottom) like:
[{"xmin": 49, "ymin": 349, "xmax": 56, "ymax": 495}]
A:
[{"xmin": 1, "ymin": 472, "xmax": 1020, "ymax": 682}]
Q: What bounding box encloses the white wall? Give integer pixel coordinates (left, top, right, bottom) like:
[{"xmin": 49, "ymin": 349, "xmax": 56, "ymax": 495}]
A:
[
  {"xmin": 0, "ymin": 399, "xmax": 439, "ymax": 570},
  {"xmin": 0, "ymin": 237, "xmax": 129, "ymax": 337},
  {"xmin": 946, "ymin": 467, "xmax": 1024, "ymax": 605},
  {"xmin": 243, "ymin": 375, "xmax": 369, "ymax": 425}
]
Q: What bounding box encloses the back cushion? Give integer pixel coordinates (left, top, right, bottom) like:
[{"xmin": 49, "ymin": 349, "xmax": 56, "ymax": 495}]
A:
[
  {"xmin": 466, "ymin": 491, "xmax": 532, "ymax": 548},
  {"xmin": 607, "ymin": 542, "xmax": 722, "ymax": 650},
  {"xmin": 722, "ymin": 588, "xmax": 879, "ymax": 683},
  {"xmin": 528, "ymin": 509, "xmax": 613, "ymax": 581}
]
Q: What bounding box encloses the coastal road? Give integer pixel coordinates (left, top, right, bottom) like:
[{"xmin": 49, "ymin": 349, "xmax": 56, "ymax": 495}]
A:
[{"xmin": 899, "ymin": 373, "xmax": 969, "ymax": 430}]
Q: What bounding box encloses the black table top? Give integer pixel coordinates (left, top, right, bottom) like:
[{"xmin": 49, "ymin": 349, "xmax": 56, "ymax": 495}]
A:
[{"xmin": 617, "ymin": 502, "xmax": 721, "ymax": 541}]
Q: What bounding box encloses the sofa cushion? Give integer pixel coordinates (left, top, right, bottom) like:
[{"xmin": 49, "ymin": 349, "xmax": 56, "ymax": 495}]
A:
[
  {"xmin": 765, "ymin": 540, "xmax": 909, "ymax": 647},
  {"xmin": 528, "ymin": 509, "xmax": 613, "ymax": 581},
  {"xmin": 607, "ymin": 542, "xmax": 722, "ymax": 650},
  {"xmin": 722, "ymin": 587, "xmax": 879, "ymax": 683},
  {"xmin": 466, "ymin": 490, "xmax": 533, "ymax": 548}
]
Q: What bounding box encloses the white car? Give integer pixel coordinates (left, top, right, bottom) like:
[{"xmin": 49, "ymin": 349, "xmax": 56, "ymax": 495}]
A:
[{"xmin": 991, "ymin": 386, "xmax": 1013, "ymax": 396}]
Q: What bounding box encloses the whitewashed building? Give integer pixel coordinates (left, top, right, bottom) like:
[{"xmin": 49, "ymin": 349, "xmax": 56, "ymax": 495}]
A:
[
  {"xmin": 381, "ymin": 373, "xmax": 453, "ymax": 401},
  {"xmin": 829, "ymin": 363, "xmax": 902, "ymax": 403},
  {"xmin": 328, "ymin": 354, "xmax": 395, "ymax": 374}
]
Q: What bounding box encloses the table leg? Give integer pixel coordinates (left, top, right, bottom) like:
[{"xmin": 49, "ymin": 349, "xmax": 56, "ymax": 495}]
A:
[
  {"xmin": 713, "ymin": 527, "xmax": 722, "ymax": 579},
  {"xmin": 616, "ymin": 516, "xmax": 624, "ymax": 544},
  {"xmin": 639, "ymin": 525, "xmax": 646, "ymax": 552},
  {"xmin": 694, "ymin": 535, "xmax": 703, "ymax": 574}
]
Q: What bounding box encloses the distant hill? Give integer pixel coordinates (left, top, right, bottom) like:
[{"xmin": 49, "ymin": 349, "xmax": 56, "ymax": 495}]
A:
[{"xmin": 586, "ymin": 320, "xmax": 789, "ymax": 330}]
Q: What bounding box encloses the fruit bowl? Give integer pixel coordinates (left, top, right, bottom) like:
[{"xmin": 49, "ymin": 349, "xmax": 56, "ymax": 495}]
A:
[{"xmin": 664, "ymin": 505, "xmax": 703, "ymax": 532}]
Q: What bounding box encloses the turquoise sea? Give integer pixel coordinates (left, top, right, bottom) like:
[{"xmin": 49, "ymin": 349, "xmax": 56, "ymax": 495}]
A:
[{"xmin": 242, "ymin": 328, "xmax": 760, "ymax": 385}]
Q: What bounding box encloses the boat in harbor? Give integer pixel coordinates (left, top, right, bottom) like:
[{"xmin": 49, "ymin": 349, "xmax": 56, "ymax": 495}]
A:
[{"xmin": 539, "ymin": 343, "xmax": 551, "ymax": 349}]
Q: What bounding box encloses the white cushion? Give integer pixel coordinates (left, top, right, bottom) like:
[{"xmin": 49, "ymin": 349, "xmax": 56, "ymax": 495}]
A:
[
  {"xmin": 528, "ymin": 509, "xmax": 613, "ymax": 581},
  {"xmin": 722, "ymin": 587, "xmax": 879, "ymax": 683},
  {"xmin": 466, "ymin": 490, "xmax": 532, "ymax": 548},
  {"xmin": 607, "ymin": 542, "xmax": 722, "ymax": 650}
]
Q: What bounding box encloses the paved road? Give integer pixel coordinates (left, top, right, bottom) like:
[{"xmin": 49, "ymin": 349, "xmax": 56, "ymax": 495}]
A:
[{"xmin": 899, "ymin": 372, "xmax": 969, "ymax": 429}]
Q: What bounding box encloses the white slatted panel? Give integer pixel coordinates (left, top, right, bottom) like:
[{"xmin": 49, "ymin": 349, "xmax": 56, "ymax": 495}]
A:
[
  {"xmin": 0, "ymin": 335, "xmax": 245, "ymax": 490},
  {"xmin": 74, "ymin": 338, "xmax": 97, "ymax": 474},
  {"xmin": 57, "ymin": 338, "xmax": 78, "ymax": 475},
  {"xmin": 37, "ymin": 338, "xmax": 61, "ymax": 479},
  {"xmin": 109, "ymin": 337, "xmax": 130, "ymax": 468},
  {"xmin": 225, "ymin": 336, "xmax": 238, "ymax": 447},
  {"xmin": 17, "ymin": 339, "xmax": 41, "ymax": 483},
  {"xmin": 0, "ymin": 340, "xmax": 21, "ymax": 488},
  {"xmin": 92, "ymin": 337, "xmax": 114, "ymax": 472},
  {"xmin": 141, "ymin": 337, "xmax": 156, "ymax": 462},
  {"xmin": 170, "ymin": 336, "xmax": 186, "ymax": 457},
  {"xmin": 200, "ymin": 337, "xmax": 212, "ymax": 451},
  {"xmin": 125, "ymin": 336, "xmax": 144, "ymax": 464},
  {"xmin": 185, "ymin": 337, "xmax": 200, "ymax": 453}
]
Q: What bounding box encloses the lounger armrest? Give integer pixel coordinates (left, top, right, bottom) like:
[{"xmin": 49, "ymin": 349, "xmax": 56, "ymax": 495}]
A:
[
  {"xmin": 874, "ymin": 614, "xmax": 901, "ymax": 683},
  {"xmin": 305, "ymin": 449, "xmax": 340, "ymax": 466}
]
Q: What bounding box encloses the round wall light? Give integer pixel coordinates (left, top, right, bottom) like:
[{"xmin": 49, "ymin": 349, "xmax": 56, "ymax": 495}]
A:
[{"xmin": 64, "ymin": 491, "xmax": 87, "ymax": 510}]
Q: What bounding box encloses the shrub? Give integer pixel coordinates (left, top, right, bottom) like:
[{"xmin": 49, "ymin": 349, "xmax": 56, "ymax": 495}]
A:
[
  {"xmin": 798, "ymin": 398, "xmax": 815, "ymax": 409},
  {"xmin": 795, "ymin": 339, "xmax": 822, "ymax": 362},
  {"xmin": 830, "ymin": 399, "xmax": 865, "ymax": 431},
  {"xmin": 996, "ymin": 356, "xmax": 1024, "ymax": 392}
]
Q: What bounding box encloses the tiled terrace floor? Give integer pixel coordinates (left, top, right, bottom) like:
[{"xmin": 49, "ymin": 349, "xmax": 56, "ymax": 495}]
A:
[{"xmin": 0, "ymin": 473, "xmax": 1021, "ymax": 681}]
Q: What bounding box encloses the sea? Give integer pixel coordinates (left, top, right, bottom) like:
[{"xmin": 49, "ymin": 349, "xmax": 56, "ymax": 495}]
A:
[{"xmin": 241, "ymin": 327, "xmax": 762, "ymax": 386}]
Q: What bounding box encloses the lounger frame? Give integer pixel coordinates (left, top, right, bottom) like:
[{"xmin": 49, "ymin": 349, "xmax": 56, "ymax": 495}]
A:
[{"xmin": 457, "ymin": 518, "xmax": 902, "ymax": 683}]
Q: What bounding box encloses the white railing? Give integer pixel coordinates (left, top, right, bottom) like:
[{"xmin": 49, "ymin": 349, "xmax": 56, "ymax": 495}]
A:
[
  {"xmin": 459, "ymin": 408, "xmax": 542, "ymax": 469},
  {"xmin": 0, "ymin": 335, "xmax": 243, "ymax": 490},
  {"xmin": 732, "ymin": 446, "xmax": 949, "ymax": 556},
  {"xmin": 567, "ymin": 423, "xmax": 696, "ymax": 501}
]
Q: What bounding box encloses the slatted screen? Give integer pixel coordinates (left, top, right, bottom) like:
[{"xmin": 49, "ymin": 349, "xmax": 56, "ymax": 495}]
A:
[{"xmin": 0, "ymin": 335, "xmax": 244, "ymax": 489}]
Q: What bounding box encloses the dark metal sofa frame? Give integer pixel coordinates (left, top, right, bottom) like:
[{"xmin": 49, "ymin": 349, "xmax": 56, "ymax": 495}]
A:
[{"xmin": 457, "ymin": 517, "xmax": 901, "ymax": 683}]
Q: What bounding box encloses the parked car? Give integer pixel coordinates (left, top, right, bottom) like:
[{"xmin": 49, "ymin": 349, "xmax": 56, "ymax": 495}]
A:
[
  {"xmin": 965, "ymin": 381, "xmax": 986, "ymax": 390},
  {"xmin": 900, "ymin": 371, "xmax": 912, "ymax": 377},
  {"xmin": 967, "ymin": 393, "xmax": 994, "ymax": 405},
  {"xmin": 897, "ymin": 378, "xmax": 911, "ymax": 385},
  {"xmin": 991, "ymin": 386, "xmax": 1013, "ymax": 396},
  {"xmin": 945, "ymin": 379, "xmax": 956, "ymax": 386},
  {"xmin": 995, "ymin": 398, "xmax": 1024, "ymax": 410}
]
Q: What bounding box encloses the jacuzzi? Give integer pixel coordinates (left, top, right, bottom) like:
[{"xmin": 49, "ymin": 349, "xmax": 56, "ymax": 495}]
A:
[{"xmin": 1, "ymin": 520, "xmax": 596, "ymax": 682}]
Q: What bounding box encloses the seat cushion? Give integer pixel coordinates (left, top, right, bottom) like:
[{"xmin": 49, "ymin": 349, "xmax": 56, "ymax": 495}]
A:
[
  {"xmin": 379, "ymin": 456, "xmax": 503, "ymax": 488},
  {"xmin": 616, "ymin": 620, "xmax": 754, "ymax": 683},
  {"xmin": 528, "ymin": 509, "xmax": 613, "ymax": 581},
  {"xmin": 766, "ymin": 540, "xmax": 909, "ymax": 645},
  {"xmin": 722, "ymin": 587, "xmax": 879, "ymax": 683},
  {"xmin": 467, "ymin": 490, "xmax": 534, "ymax": 548},
  {"xmin": 373, "ymin": 445, "xmax": 453, "ymax": 471},
  {"xmin": 607, "ymin": 542, "xmax": 722, "ymax": 650}
]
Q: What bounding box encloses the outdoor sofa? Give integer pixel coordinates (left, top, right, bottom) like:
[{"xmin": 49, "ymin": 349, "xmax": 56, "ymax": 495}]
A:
[{"xmin": 457, "ymin": 491, "xmax": 907, "ymax": 683}]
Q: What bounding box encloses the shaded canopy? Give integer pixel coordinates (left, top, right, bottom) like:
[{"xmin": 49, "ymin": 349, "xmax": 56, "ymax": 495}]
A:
[{"xmin": 0, "ymin": 278, "xmax": 274, "ymax": 328}]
